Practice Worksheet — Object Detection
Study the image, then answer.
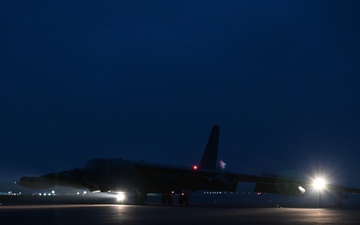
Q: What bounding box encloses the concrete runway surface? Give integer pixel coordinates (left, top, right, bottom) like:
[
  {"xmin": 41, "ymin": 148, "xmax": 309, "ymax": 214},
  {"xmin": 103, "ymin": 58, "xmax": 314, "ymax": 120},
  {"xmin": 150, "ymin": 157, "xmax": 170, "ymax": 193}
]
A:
[{"xmin": 1, "ymin": 205, "xmax": 360, "ymax": 225}]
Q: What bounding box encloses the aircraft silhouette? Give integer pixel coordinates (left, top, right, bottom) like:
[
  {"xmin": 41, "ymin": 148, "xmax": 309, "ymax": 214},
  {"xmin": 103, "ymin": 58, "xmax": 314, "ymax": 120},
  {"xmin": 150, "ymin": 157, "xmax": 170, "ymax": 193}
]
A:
[{"xmin": 19, "ymin": 125, "xmax": 360, "ymax": 205}]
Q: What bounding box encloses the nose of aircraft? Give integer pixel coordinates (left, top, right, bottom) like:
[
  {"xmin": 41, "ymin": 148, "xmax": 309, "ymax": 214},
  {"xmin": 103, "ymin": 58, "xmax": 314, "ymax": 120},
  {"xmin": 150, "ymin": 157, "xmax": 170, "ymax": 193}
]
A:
[{"xmin": 18, "ymin": 176, "xmax": 54, "ymax": 189}]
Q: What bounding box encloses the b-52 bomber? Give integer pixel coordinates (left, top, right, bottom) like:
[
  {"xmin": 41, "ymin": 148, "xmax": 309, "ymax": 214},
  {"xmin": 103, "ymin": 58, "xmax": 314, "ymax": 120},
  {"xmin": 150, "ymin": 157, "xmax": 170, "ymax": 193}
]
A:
[{"xmin": 19, "ymin": 125, "xmax": 360, "ymax": 205}]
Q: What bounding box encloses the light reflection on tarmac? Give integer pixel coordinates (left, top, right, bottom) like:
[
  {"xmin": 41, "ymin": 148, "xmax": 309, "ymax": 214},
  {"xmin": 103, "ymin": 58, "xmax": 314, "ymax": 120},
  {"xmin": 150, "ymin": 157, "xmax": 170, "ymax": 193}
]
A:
[{"xmin": 1, "ymin": 204, "xmax": 360, "ymax": 225}]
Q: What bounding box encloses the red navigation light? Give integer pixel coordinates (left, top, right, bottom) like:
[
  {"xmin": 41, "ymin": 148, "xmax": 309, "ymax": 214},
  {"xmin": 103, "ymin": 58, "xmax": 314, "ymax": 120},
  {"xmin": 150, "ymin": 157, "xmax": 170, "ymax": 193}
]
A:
[{"xmin": 193, "ymin": 165, "xmax": 198, "ymax": 170}]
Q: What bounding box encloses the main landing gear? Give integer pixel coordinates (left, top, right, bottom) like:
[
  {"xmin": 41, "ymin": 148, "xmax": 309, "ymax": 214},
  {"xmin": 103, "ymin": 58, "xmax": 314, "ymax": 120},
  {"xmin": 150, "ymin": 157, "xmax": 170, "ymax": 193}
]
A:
[
  {"xmin": 337, "ymin": 190, "xmax": 348, "ymax": 208},
  {"xmin": 162, "ymin": 192, "xmax": 189, "ymax": 205},
  {"xmin": 178, "ymin": 192, "xmax": 189, "ymax": 205},
  {"xmin": 162, "ymin": 193, "xmax": 174, "ymax": 205}
]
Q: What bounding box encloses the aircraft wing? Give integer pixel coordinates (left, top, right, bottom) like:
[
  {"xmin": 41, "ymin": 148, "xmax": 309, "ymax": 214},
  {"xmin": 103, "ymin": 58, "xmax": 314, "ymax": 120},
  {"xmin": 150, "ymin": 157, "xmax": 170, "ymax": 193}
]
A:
[
  {"xmin": 135, "ymin": 162, "xmax": 360, "ymax": 195},
  {"xmin": 18, "ymin": 168, "xmax": 88, "ymax": 189},
  {"xmin": 225, "ymin": 172, "xmax": 360, "ymax": 195},
  {"xmin": 323, "ymin": 184, "xmax": 360, "ymax": 194}
]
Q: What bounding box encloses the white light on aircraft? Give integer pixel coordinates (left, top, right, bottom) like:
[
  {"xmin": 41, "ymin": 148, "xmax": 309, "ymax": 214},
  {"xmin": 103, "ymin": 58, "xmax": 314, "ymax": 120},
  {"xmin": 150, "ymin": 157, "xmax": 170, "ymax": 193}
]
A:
[
  {"xmin": 312, "ymin": 177, "xmax": 327, "ymax": 190},
  {"xmin": 219, "ymin": 160, "xmax": 226, "ymax": 169},
  {"xmin": 116, "ymin": 192, "xmax": 126, "ymax": 202},
  {"xmin": 298, "ymin": 186, "xmax": 306, "ymax": 194}
]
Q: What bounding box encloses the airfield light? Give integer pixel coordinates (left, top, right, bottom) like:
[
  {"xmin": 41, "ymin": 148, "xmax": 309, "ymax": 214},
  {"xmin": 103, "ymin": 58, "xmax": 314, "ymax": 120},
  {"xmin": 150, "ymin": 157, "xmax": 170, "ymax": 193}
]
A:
[{"xmin": 116, "ymin": 192, "xmax": 126, "ymax": 202}]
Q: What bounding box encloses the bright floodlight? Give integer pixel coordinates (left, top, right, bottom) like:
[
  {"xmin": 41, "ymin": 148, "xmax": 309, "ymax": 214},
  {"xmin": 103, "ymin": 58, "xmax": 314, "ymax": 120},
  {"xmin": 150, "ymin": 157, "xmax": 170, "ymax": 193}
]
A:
[
  {"xmin": 116, "ymin": 192, "xmax": 126, "ymax": 202},
  {"xmin": 312, "ymin": 177, "xmax": 327, "ymax": 190}
]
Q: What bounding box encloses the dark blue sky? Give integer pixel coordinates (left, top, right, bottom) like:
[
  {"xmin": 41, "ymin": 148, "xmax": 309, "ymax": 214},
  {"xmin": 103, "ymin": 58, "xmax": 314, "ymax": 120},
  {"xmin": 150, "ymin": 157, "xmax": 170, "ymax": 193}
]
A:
[{"xmin": 1, "ymin": 1, "xmax": 360, "ymax": 187}]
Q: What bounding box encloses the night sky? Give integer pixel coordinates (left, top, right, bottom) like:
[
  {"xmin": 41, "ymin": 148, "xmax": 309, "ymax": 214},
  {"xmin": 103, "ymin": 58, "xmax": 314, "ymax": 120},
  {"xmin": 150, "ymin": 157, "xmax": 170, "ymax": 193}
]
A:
[{"xmin": 1, "ymin": 1, "xmax": 360, "ymax": 188}]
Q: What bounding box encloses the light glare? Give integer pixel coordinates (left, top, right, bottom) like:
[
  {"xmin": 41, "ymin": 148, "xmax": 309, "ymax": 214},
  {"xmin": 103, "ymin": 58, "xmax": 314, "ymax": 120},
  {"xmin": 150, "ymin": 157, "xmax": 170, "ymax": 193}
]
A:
[
  {"xmin": 116, "ymin": 192, "xmax": 126, "ymax": 202},
  {"xmin": 313, "ymin": 177, "xmax": 326, "ymax": 190}
]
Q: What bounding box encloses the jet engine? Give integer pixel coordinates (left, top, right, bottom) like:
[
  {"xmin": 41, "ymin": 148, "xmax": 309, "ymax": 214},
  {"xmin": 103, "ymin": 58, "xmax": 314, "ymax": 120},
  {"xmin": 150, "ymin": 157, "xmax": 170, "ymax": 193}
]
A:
[{"xmin": 254, "ymin": 183, "xmax": 306, "ymax": 196}]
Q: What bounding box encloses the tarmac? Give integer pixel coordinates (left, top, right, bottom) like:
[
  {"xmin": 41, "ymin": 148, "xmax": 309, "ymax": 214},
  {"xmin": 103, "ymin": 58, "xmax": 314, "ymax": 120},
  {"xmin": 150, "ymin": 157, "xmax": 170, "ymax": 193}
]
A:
[{"xmin": 1, "ymin": 204, "xmax": 360, "ymax": 225}]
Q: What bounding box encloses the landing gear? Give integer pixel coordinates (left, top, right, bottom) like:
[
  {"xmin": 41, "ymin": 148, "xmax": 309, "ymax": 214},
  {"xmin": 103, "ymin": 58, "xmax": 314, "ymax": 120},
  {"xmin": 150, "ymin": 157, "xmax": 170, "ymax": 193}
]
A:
[
  {"xmin": 178, "ymin": 192, "xmax": 189, "ymax": 205},
  {"xmin": 162, "ymin": 192, "xmax": 189, "ymax": 205},
  {"xmin": 337, "ymin": 190, "xmax": 348, "ymax": 208},
  {"xmin": 134, "ymin": 192, "xmax": 146, "ymax": 205},
  {"xmin": 129, "ymin": 187, "xmax": 146, "ymax": 205},
  {"xmin": 162, "ymin": 193, "xmax": 174, "ymax": 205}
]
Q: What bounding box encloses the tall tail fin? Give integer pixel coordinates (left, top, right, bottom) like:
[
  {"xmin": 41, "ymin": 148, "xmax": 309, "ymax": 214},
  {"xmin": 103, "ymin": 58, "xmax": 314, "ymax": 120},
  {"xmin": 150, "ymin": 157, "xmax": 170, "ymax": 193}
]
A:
[{"xmin": 199, "ymin": 125, "xmax": 220, "ymax": 170}]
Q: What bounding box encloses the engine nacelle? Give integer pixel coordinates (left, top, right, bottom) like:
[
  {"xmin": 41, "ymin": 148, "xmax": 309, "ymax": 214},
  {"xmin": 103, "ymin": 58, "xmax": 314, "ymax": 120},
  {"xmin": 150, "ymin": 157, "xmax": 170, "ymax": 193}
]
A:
[{"xmin": 254, "ymin": 183, "xmax": 306, "ymax": 196}]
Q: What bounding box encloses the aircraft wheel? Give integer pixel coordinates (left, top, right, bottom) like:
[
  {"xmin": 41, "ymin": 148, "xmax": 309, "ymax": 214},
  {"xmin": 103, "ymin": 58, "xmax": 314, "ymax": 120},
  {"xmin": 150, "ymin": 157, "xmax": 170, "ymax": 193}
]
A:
[
  {"xmin": 129, "ymin": 186, "xmax": 146, "ymax": 205},
  {"xmin": 161, "ymin": 193, "xmax": 174, "ymax": 205},
  {"xmin": 178, "ymin": 193, "xmax": 188, "ymax": 205}
]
